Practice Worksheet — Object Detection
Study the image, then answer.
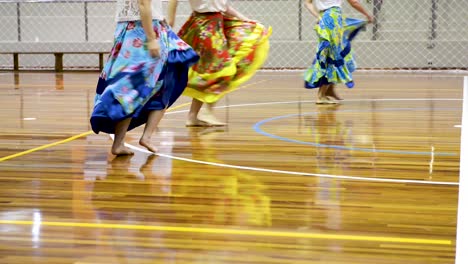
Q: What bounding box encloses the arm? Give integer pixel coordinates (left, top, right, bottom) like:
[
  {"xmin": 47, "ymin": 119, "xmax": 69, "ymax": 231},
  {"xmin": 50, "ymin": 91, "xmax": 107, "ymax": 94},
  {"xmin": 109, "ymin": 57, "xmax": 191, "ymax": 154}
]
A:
[
  {"xmin": 347, "ymin": 0, "xmax": 374, "ymax": 22},
  {"xmin": 304, "ymin": 0, "xmax": 321, "ymax": 19},
  {"xmin": 167, "ymin": 0, "xmax": 178, "ymax": 28},
  {"xmin": 138, "ymin": 0, "xmax": 160, "ymax": 57},
  {"xmin": 225, "ymin": 4, "xmax": 255, "ymax": 22}
]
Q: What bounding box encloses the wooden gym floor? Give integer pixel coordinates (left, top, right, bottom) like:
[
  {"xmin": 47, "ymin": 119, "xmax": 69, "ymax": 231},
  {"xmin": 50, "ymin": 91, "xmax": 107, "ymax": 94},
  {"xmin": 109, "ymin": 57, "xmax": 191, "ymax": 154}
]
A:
[{"xmin": 0, "ymin": 71, "xmax": 464, "ymax": 263}]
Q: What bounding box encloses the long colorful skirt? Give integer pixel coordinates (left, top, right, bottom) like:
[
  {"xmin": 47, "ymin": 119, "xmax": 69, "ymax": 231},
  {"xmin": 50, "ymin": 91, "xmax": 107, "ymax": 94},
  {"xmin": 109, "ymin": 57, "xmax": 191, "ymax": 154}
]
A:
[
  {"xmin": 304, "ymin": 7, "xmax": 366, "ymax": 89},
  {"xmin": 178, "ymin": 12, "xmax": 272, "ymax": 104},
  {"xmin": 90, "ymin": 20, "xmax": 199, "ymax": 134}
]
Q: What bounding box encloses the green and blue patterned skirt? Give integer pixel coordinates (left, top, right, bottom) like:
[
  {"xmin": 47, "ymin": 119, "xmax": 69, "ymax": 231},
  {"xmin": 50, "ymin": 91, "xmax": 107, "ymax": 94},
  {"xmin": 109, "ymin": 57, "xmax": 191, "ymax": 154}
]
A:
[{"xmin": 304, "ymin": 7, "xmax": 366, "ymax": 89}]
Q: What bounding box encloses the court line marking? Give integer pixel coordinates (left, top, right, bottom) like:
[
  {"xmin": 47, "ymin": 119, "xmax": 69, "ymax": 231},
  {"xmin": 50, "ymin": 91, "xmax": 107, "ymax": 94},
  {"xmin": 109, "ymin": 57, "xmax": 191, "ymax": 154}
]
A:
[
  {"xmin": 162, "ymin": 102, "xmax": 192, "ymax": 112},
  {"xmin": 252, "ymin": 107, "xmax": 458, "ymax": 156},
  {"xmin": 0, "ymin": 102, "xmax": 192, "ymax": 163},
  {"xmin": 0, "ymin": 220, "xmax": 452, "ymax": 245},
  {"xmin": 136, "ymin": 98, "xmax": 462, "ymax": 186},
  {"xmin": 0, "ymin": 131, "xmax": 93, "ymax": 163},
  {"xmin": 257, "ymin": 69, "xmax": 468, "ymax": 76},
  {"xmin": 164, "ymin": 98, "xmax": 463, "ymax": 115},
  {"xmin": 119, "ymin": 138, "xmax": 459, "ymax": 186},
  {"xmin": 2, "ymin": 97, "xmax": 460, "ymax": 186},
  {"xmin": 0, "ymin": 78, "xmax": 268, "ymax": 162},
  {"xmin": 455, "ymin": 76, "xmax": 468, "ymax": 263}
]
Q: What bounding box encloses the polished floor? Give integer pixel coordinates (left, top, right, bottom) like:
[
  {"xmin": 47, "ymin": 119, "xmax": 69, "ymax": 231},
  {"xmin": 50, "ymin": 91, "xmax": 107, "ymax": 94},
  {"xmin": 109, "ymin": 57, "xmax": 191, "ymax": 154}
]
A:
[{"xmin": 0, "ymin": 71, "xmax": 464, "ymax": 263}]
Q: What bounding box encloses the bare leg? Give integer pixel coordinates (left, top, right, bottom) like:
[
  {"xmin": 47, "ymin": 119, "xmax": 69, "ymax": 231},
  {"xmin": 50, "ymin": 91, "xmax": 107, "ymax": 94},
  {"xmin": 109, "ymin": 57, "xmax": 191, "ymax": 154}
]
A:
[
  {"xmin": 316, "ymin": 84, "xmax": 337, "ymax": 104},
  {"xmin": 317, "ymin": 84, "xmax": 330, "ymax": 102},
  {"xmin": 139, "ymin": 109, "xmax": 165, "ymax": 153},
  {"xmin": 325, "ymin": 84, "xmax": 343, "ymax": 100},
  {"xmin": 186, "ymin": 98, "xmax": 208, "ymax": 126},
  {"xmin": 112, "ymin": 118, "xmax": 134, "ymax": 156},
  {"xmin": 199, "ymin": 102, "xmax": 226, "ymax": 126}
]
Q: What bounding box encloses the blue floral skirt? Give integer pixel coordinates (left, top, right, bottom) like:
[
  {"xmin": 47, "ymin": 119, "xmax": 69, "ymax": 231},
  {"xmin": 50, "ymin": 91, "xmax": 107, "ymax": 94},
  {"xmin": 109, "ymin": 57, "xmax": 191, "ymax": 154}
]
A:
[{"xmin": 90, "ymin": 20, "xmax": 199, "ymax": 134}]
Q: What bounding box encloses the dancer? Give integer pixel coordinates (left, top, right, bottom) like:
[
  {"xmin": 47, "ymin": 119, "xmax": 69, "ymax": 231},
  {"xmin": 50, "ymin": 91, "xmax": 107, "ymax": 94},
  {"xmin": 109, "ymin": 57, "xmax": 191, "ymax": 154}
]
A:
[
  {"xmin": 304, "ymin": 0, "xmax": 373, "ymax": 104},
  {"xmin": 90, "ymin": 0, "xmax": 199, "ymax": 155},
  {"xmin": 168, "ymin": 0, "xmax": 272, "ymax": 126}
]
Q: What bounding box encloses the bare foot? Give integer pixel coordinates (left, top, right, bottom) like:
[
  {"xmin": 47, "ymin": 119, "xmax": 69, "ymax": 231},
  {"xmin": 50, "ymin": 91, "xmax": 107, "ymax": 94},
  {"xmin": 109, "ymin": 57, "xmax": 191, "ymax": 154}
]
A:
[
  {"xmin": 198, "ymin": 111, "xmax": 226, "ymax": 126},
  {"xmin": 111, "ymin": 146, "xmax": 135, "ymax": 156},
  {"xmin": 316, "ymin": 97, "xmax": 338, "ymax": 105},
  {"xmin": 139, "ymin": 137, "xmax": 158, "ymax": 153},
  {"xmin": 327, "ymin": 93, "xmax": 343, "ymax": 101},
  {"xmin": 197, "ymin": 126, "xmax": 226, "ymax": 136},
  {"xmin": 325, "ymin": 85, "xmax": 343, "ymax": 100},
  {"xmin": 186, "ymin": 118, "xmax": 211, "ymax": 127}
]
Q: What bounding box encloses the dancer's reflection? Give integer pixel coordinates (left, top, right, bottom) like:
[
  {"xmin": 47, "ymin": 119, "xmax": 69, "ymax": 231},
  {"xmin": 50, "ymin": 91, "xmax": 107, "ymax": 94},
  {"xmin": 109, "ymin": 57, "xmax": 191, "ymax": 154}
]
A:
[
  {"xmin": 303, "ymin": 105, "xmax": 350, "ymax": 231},
  {"xmin": 73, "ymin": 128, "xmax": 272, "ymax": 261},
  {"xmin": 72, "ymin": 135, "xmax": 189, "ymax": 262},
  {"xmin": 170, "ymin": 127, "xmax": 272, "ymax": 227},
  {"xmin": 304, "ymin": 105, "xmax": 352, "ymax": 168},
  {"xmin": 55, "ymin": 73, "xmax": 64, "ymax": 90}
]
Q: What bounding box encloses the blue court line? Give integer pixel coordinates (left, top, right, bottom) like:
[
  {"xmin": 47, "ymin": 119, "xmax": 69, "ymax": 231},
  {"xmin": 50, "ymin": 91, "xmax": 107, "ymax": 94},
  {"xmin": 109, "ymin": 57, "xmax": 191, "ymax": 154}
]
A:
[{"xmin": 253, "ymin": 107, "xmax": 459, "ymax": 157}]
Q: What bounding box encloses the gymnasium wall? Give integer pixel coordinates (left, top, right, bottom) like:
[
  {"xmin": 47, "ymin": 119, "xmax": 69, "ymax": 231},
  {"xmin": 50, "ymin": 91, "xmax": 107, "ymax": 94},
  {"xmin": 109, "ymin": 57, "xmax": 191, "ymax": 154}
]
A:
[{"xmin": 0, "ymin": 0, "xmax": 467, "ymax": 70}]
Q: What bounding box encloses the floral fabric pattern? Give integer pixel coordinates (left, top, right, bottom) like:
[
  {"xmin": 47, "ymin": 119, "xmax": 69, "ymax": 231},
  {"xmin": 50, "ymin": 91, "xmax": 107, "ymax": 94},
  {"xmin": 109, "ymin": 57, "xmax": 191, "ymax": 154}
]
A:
[
  {"xmin": 178, "ymin": 12, "xmax": 272, "ymax": 103},
  {"xmin": 304, "ymin": 7, "xmax": 366, "ymax": 89},
  {"xmin": 90, "ymin": 20, "xmax": 199, "ymax": 134}
]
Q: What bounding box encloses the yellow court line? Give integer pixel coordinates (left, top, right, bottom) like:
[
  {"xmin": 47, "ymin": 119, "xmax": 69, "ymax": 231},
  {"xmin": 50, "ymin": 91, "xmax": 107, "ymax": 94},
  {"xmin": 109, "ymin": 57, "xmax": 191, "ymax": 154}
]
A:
[
  {"xmin": 0, "ymin": 220, "xmax": 452, "ymax": 245},
  {"xmin": 0, "ymin": 76, "xmax": 266, "ymax": 163},
  {"xmin": 0, "ymin": 131, "xmax": 93, "ymax": 162},
  {"xmin": 166, "ymin": 102, "xmax": 191, "ymax": 111},
  {"xmin": 0, "ymin": 102, "xmax": 192, "ymax": 163}
]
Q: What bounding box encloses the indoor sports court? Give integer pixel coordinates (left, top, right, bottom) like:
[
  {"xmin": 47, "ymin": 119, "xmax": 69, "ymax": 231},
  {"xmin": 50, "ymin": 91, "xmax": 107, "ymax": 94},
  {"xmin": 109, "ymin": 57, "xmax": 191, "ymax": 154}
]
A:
[{"xmin": 0, "ymin": 0, "xmax": 467, "ymax": 263}]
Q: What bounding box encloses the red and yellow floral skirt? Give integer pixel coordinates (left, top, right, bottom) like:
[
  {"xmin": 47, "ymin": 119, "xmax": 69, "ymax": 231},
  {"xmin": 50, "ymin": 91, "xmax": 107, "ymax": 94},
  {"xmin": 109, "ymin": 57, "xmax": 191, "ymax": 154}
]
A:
[{"xmin": 178, "ymin": 12, "xmax": 272, "ymax": 103}]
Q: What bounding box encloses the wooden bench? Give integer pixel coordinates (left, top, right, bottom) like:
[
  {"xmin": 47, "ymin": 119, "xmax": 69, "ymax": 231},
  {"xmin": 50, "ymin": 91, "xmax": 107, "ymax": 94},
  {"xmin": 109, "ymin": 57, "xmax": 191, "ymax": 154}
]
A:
[
  {"xmin": 0, "ymin": 43, "xmax": 112, "ymax": 72},
  {"xmin": 0, "ymin": 51, "xmax": 108, "ymax": 72}
]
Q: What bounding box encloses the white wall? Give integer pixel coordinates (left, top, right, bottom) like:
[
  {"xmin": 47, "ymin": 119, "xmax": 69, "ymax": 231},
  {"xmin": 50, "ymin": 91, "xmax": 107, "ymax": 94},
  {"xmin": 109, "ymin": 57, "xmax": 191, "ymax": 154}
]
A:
[{"xmin": 0, "ymin": 0, "xmax": 467, "ymax": 70}]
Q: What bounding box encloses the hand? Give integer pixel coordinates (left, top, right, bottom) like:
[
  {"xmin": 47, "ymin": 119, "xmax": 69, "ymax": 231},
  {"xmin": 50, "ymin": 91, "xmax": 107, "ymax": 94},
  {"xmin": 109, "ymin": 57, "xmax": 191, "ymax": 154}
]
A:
[
  {"xmin": 367, "ymin": 15, "xmax": 374, "ymax": 24},
  {"xmin": 147, "ymin": 39, "xmax": 160, "ymax": 58}
]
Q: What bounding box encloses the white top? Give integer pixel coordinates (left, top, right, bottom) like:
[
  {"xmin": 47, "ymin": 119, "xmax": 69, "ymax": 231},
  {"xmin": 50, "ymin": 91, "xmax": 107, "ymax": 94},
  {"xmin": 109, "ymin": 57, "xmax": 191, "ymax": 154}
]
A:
[
  {"xmin": 189, "ymin": 0, "xmax": 229, "ymax": 13},
  {"xmin": 315, "ymin": 0, "xmax": 342, "ymax": 11},
  {"xmin": 115, "ymin": 0, "xmax": 164, "ymax": 22}
]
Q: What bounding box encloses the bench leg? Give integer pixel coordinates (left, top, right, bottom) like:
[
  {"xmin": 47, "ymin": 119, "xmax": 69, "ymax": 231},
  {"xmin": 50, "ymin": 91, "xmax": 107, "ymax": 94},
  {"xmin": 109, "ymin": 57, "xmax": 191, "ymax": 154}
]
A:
[
  {"xmin": 99, "ymin": 53, "xmax": 104, "ymax": 71},
  {"xmin": 54, "ymin": 53, "xmax": 63, "ymax": 72},
  {"xmin": 13, "ymin": 53, "xmax": 19, "ymax": 71},
  {"xmin": 14, "ymin": 73, "xmax": 20, "ymax": 89}
]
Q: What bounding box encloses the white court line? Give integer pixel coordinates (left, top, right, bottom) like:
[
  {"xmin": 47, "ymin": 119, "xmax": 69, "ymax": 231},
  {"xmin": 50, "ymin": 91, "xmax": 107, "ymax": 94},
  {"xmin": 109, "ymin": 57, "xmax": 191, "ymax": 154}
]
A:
[
  {"xmin": 113, "ymin": 135, "xmax": 458, "ymax": 186},
  {"xmin": 257, "ymin": 69, "xmax": 468, "ymax": 76},
  {"xmin": 164, "ymin": 98, "xmax": 463, "ymax": 116},
  {"xmin": 455, "ymin": 77, "xmax": 468, "ymax": 264},
  {"xmin": 110, "ymin": 97, "xmax": 462, "ymax": 186}
]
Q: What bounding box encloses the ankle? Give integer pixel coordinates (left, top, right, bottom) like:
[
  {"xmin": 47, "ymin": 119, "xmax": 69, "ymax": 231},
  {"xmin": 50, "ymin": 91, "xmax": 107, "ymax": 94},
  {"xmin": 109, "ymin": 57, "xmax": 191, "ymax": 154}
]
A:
[
  {"xmin": 188, "ymin": 113, "xmax": 198, "ymax": 120},
  {"xmin": 112, "ymin": 143, "xmax": 125, "ymax": 151},
  {"xmin": 140, "ymin": 134, "xmax": 151, "ymax": 141}
]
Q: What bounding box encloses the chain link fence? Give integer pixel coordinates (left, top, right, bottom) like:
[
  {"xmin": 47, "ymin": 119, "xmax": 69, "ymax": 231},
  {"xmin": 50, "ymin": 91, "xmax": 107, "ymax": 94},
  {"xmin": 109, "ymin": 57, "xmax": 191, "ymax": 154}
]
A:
[{"xmin": 0, "ymin": 0, "xmax": 467, "ymax": 71}]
